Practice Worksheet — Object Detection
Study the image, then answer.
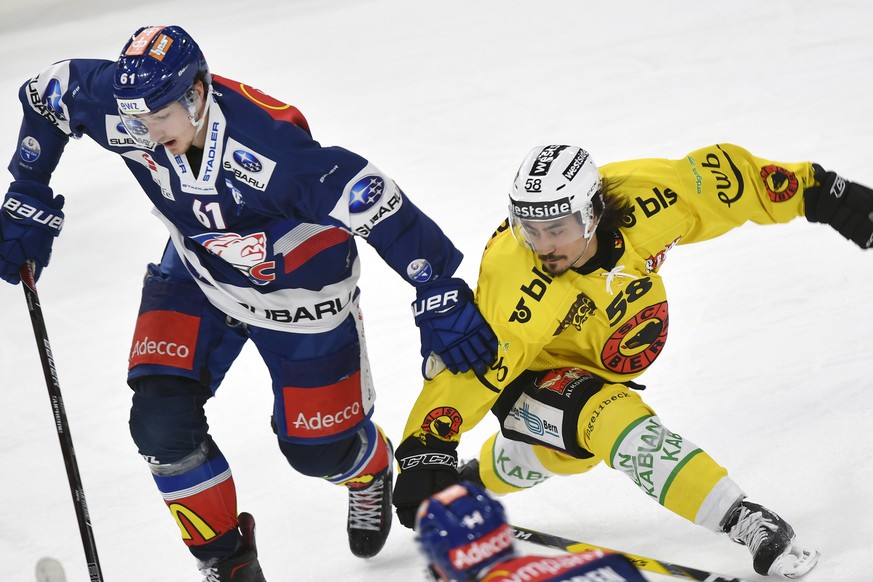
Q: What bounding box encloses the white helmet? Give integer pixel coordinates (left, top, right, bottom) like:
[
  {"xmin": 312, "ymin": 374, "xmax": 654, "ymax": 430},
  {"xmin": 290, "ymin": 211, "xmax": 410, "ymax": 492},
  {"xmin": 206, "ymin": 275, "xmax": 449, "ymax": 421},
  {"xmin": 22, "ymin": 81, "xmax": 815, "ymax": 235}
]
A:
[{"xmin": 508, "ymin": 145, "xmax": 602, "ymax": 251}]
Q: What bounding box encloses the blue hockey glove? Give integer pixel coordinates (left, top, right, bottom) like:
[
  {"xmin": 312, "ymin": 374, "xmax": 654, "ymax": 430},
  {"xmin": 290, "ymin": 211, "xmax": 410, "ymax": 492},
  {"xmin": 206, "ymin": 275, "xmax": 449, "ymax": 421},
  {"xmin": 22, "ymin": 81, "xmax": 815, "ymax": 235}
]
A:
[
  {"xmin": 0, "ymin": 190, "xmax": 65, "ymax": 284},
  {"xmin": 805, "ymin": 164, "xmax": 873, "ymax": 249},
  {"xmin": 412, "ymin": 277, "xmax": 497, "ymax": 378}
]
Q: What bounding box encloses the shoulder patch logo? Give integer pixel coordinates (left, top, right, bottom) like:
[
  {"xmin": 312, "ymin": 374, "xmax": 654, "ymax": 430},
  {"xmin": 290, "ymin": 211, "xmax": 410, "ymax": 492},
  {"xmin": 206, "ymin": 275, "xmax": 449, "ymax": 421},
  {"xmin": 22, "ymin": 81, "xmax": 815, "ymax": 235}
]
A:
[
  {"xmin": 349, "ymin": 175, "xmax": 385, "ymax": 213},
  {"xmin": 421, "ymin": 406, "xmax": 463, "ymax": 439},
  {"xmin": 760, "ymin": 165, "xmax": 799, "ymax": 203},
  {"xmin": 19, "ymin": 136, "xmax": 41, "ymax": 163}
]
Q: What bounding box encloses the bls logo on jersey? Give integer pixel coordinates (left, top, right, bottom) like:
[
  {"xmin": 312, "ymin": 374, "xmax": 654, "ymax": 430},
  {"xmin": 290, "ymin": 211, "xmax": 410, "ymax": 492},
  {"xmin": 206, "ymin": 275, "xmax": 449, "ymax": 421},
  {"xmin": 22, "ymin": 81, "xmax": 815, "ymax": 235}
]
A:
[
  {"xmin": 509, "ymin": 266, "xmax": 554, "ymax": 324},
  {"xmin": 635, "ymin": 187, "xmax": 678, "ymax": 218}
]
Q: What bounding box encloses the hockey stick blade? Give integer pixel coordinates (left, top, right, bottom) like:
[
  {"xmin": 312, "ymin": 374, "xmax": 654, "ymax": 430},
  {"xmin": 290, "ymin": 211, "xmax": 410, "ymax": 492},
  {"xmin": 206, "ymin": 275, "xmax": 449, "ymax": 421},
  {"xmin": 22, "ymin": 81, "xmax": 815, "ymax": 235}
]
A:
[
  {"xmin": 35, "ymin": 557, "xmax": 67, "ymax": 582},
  {"xmin": 510, "ymin": 525, "xmax": 753, "ymax": 582}
]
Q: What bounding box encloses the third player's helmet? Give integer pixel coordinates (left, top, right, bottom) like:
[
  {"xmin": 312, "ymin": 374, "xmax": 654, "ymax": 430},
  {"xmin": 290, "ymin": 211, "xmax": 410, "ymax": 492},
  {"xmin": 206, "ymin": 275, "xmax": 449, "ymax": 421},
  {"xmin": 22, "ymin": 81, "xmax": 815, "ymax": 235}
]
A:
[
  {"xmin": 415, "ymin": 482, "xmax": 516, "ymax": 582},
  {"xmin": 508, "ymin": 145, "xmax": 602, "ymax": 250},
  {"xmin": 113, "ymin": 26, "xmax": 210, "ymax": 144}
]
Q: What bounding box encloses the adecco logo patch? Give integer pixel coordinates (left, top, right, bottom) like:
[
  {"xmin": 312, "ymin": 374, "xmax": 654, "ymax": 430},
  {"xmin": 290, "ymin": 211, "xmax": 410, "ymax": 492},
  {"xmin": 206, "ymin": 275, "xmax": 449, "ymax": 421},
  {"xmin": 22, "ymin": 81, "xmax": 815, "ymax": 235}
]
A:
[
  {"xmin": 283, "ymin": 371, "xmax": 365, "ymax": 439},
  {"xmin": 128, "ymin": 310, "xmax": 199, "ymax": 370}
]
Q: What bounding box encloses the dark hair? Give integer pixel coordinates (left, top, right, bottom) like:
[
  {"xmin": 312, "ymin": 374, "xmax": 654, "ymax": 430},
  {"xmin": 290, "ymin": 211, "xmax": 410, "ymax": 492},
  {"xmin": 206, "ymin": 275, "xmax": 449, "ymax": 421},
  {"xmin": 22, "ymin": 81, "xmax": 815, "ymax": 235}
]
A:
[{"xmin": 594, "ymin": 175, "xmax": 633, "ymax": 231}]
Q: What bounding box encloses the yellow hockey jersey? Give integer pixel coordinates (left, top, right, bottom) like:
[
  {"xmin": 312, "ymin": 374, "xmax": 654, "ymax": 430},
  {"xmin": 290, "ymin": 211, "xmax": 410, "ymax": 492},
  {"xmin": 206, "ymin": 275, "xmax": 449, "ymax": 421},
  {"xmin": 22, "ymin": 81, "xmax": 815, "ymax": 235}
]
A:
[{"xmin": 403, "ymin": 144, "xmax": 817, "ymax": 445}]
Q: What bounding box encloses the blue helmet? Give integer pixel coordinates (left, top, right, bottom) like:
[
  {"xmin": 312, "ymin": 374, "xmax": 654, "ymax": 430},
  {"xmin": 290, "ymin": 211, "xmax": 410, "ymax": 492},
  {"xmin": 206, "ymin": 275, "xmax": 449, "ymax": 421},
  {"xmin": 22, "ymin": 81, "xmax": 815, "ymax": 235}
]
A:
[
  {"xmin": 113, "ymin": 25, "xmax": 210, "ymax": 115},
  {"xmin": 415, "ymin": 482, "xmax": 516, "ymax": 581}
]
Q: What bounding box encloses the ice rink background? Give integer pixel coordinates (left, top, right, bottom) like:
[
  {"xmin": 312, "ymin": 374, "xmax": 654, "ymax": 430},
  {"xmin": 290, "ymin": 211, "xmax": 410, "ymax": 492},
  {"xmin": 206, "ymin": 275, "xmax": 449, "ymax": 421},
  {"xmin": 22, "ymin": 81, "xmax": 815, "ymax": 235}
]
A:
[{"xmin": 1, "ymin": 1, "xmax": 871, "ymax": 580}]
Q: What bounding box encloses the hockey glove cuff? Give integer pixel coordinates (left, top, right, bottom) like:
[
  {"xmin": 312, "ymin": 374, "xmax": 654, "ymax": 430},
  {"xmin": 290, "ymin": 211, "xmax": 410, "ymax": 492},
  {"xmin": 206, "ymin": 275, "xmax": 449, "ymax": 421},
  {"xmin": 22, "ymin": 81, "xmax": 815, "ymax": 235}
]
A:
[
  {"xmin": 412, "ymin": 277, "xmax": 497, "ymax": 378},
  {"xmin": 0, "ymin": 190, "xmax": 65, "ymax": 284},
  {"xmin": 393, "ymin": 437, "xmax": 459, "ymax": 529},
  {"xmin": 804, "ymin": 164, "xmax": 873, "ymax": 249}
]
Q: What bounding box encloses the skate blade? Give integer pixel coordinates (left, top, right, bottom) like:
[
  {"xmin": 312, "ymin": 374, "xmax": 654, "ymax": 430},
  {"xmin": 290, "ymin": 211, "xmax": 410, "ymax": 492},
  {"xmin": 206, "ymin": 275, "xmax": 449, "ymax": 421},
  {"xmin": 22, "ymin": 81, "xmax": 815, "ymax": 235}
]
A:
[{"xmin": 769, "ymin": 540, "xmax": 820, "ymax": 579}]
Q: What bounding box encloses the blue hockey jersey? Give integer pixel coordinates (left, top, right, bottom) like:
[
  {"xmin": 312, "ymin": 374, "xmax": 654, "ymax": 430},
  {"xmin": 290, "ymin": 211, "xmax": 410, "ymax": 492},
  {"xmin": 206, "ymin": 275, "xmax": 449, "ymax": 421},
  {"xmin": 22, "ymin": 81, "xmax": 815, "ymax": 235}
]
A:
[{"xmin": 9, "ymin": 59, "xmax": 462, "ymax": 332}]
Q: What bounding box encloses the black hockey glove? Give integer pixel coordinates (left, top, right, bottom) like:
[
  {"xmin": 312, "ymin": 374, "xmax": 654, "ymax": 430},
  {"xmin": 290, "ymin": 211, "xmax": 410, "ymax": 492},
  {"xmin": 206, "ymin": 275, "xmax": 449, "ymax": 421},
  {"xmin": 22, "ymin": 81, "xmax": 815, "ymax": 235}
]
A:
[
  {"xmin": 804, "ymin": 164, "xmax": 873, "ymax": 249},
  {"xmin": 393, "ymin": 436, "xmax": 459, "ymax": 529},
  {"xmin": 412, "ymin": 277, "xmax": 498, "ymax": 379}
]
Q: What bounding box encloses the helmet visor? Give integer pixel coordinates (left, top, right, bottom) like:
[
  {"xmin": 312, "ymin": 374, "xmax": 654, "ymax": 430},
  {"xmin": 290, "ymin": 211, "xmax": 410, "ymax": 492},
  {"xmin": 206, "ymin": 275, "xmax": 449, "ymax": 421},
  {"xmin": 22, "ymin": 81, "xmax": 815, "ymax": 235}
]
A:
[
  {"xmin": 508, "ymin": 204, "xmax": 595, "ymax": 255},
  {"xmin": 117, "ymin": 86, "xmax": 199, "ymax": 148},
  {"xmin": 117, "ymin": 111, "xmax": 155, "ymax": 148}
]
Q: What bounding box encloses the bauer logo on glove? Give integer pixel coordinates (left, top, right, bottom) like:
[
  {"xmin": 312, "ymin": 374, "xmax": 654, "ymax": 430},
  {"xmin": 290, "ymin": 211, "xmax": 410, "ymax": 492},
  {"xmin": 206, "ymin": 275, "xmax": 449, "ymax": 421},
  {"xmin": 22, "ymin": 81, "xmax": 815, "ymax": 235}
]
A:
[
  {"xmin": 412, "ymin": 277, "xmax": 498, "ymax": 378},
  {"xmin": 0, "ymin": 189, "xmax": 66, "ymax": 284},
  {"xmin": 413, "ymin": 289, "xmax": 461, "ymax": 316},
  {"xmin": 3, "ymin": 196, "xmax": 64, "ymax": 233}
]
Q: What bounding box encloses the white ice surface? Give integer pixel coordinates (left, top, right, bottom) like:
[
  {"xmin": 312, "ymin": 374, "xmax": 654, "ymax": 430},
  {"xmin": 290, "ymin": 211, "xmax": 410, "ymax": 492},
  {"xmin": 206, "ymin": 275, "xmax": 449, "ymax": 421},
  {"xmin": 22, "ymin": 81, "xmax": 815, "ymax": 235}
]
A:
[{"xmin": 1, "ymin": 1, "xmax": 871, "ymax": 580}]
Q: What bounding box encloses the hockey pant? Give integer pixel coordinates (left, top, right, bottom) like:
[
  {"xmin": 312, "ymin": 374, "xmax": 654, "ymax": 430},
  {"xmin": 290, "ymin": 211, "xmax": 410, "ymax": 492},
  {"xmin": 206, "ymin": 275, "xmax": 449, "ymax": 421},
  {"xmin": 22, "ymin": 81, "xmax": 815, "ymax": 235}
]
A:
[
  {"xmin": 126, "ymin": 251, "xmax": 390, "ymax": 561},
  {"xmin": 478, "ymin": 369, "xmax": 744, "ymax": 533}
]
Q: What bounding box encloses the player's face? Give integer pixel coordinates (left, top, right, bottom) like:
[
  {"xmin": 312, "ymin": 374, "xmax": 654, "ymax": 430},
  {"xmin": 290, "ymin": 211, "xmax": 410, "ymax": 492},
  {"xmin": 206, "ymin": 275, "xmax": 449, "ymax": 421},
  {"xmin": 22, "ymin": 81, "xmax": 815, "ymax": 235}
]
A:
[
  {"xmin": 118, "ymin": 82, "xmax": 205, "ymax": 154},
  {"xmin": 132, "ymin": 101, "xmax": 197, "ymax": 155},
  {"xmin": 522, "ymin": 216, "xmax": 595, "ymax": 276}
]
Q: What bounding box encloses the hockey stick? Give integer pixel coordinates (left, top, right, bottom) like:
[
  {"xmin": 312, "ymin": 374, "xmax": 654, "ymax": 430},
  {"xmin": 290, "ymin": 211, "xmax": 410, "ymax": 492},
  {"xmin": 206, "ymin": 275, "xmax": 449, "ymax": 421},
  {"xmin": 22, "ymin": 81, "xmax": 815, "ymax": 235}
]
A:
[
  {"xmin": 510, "ymin": 525, "xmax": 752, "ymax": 582},
  {"xmin": 20, "ymin": 263, "xmax": 104, "ymax": 582}
]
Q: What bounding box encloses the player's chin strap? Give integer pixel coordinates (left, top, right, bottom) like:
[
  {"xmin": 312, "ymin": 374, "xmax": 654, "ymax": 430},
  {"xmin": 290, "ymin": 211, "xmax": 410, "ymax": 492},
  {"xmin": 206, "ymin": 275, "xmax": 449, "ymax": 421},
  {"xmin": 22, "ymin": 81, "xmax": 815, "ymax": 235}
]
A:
[{"xmin": 188, "ymin": 83, "xmax": 214, "ymax": 133}]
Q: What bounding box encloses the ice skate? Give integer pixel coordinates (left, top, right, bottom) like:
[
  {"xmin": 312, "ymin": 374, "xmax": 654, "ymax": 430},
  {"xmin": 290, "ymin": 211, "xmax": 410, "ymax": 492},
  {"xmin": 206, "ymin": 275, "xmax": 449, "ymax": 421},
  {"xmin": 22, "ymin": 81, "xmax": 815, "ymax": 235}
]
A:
[
  {"xmin": 722, "ymin": 500, "xmax": 819, "ymax": 578},
  {"xmin": 347, "ymin": 440, "xmax": 394, "ymax": 558},
  {"xmin": 198, "ymin": 512, "xmax": 266, "ymax": 582}
]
